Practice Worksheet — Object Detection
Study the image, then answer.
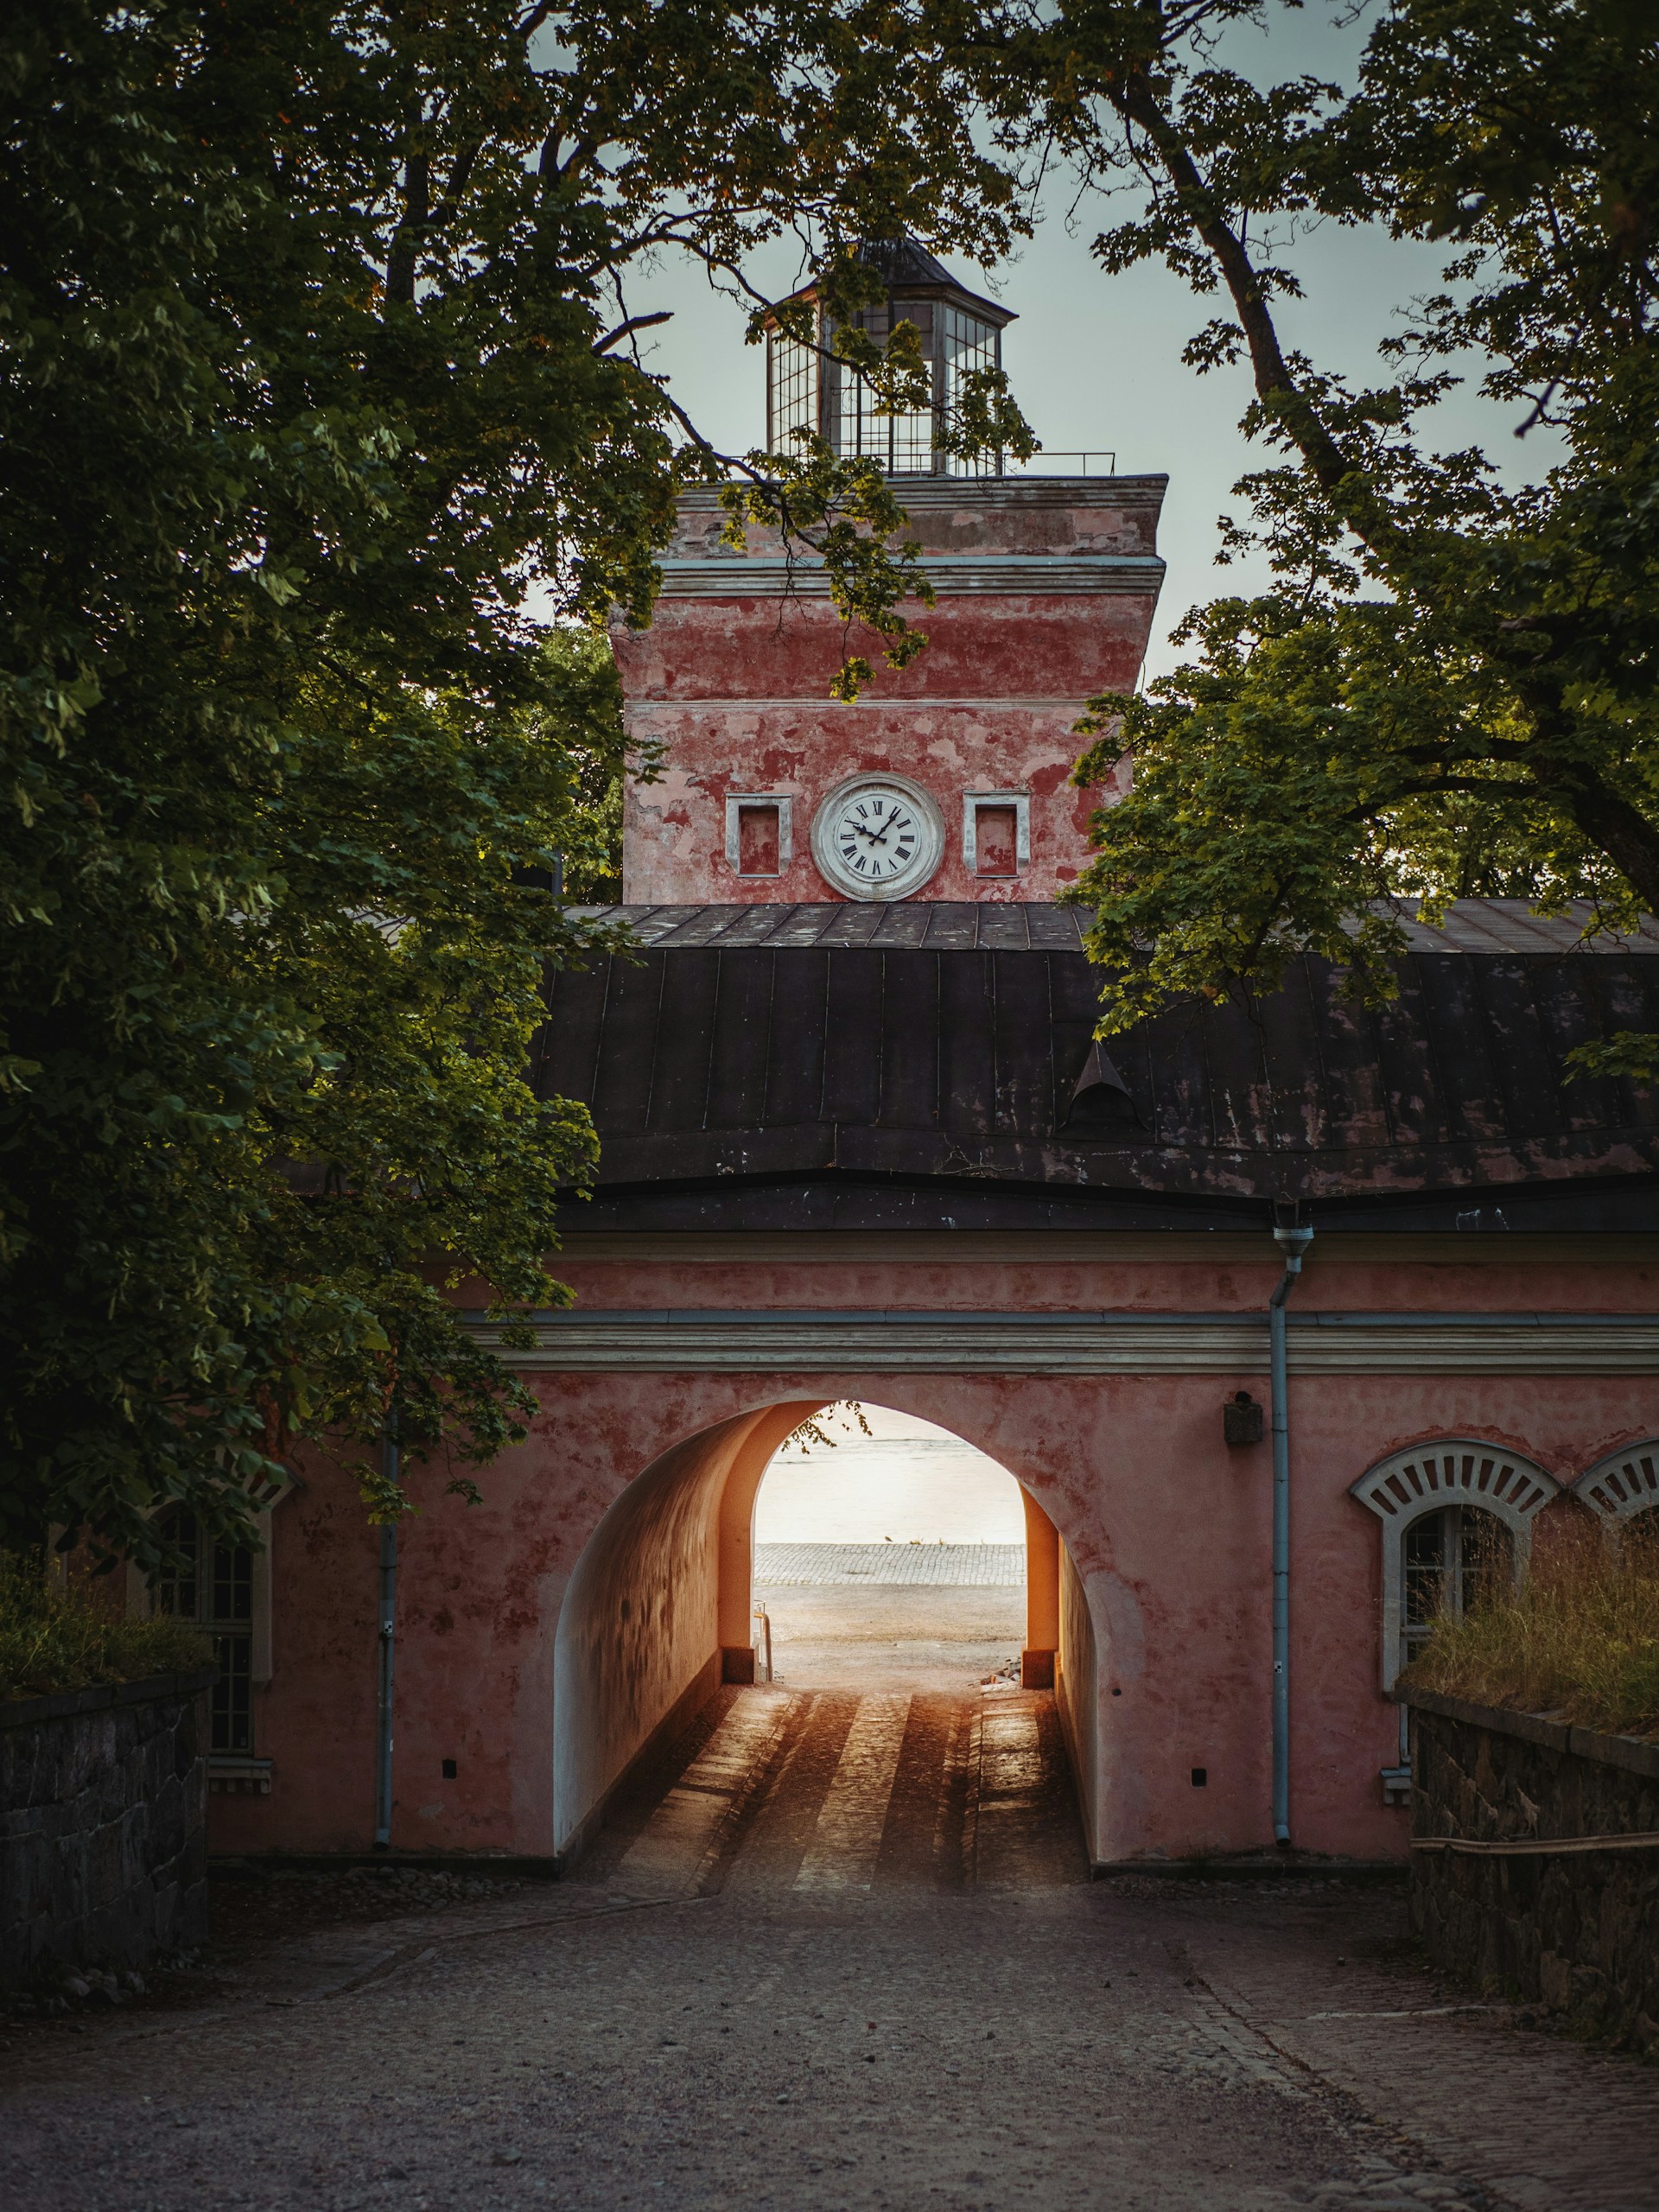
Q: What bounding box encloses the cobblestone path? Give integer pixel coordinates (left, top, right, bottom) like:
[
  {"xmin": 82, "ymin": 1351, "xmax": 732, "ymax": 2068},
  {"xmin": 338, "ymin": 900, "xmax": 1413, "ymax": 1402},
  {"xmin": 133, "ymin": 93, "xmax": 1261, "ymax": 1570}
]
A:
[{"xmin": 3, "ymin": 1688, "xmax": 1657, "ymax": 2212}]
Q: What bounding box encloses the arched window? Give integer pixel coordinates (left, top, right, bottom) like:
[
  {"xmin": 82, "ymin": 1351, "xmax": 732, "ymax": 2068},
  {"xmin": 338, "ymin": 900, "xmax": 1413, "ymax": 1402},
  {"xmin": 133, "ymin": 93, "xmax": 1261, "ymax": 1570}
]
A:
[
  {"xmin": 1350, "ymin": 1439, "xmax": 1561, "ymax": 1669},
  {"xmin": 1351, "ymin": 1442, "xmax": 1562, "ymax": 1787},
  {"xmin": 1573, "ymin": 1441, "xmax": 1659, "ymax": 1548}
]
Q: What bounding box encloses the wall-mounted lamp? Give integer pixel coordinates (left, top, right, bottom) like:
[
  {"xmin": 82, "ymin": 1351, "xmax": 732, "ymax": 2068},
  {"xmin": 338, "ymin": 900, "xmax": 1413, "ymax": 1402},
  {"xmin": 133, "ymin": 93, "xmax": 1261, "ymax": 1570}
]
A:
[{"xmin": 1223, "ymin": 1389, "xmax": 1264, "ymax": 1446}]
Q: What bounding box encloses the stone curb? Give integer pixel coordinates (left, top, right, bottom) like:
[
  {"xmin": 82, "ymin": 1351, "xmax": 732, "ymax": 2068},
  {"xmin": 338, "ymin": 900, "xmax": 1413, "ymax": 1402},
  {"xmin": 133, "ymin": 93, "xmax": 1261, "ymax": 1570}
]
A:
[
  {"xmin": 1396, "ymin": 1684, "xmax": 1659, "ymax": 1783},
  {"xmin": 0, "ymin": 1666, "xmax": 218, "ymax": 1733}
]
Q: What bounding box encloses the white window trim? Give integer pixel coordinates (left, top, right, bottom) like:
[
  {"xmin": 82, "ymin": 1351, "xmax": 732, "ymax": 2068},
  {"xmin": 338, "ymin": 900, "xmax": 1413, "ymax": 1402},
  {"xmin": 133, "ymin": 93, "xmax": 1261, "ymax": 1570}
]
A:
[
  {"xmin": 962, "ymin": 790, "xmax": 1030, "ymax": 873},
  {"xmin": 1573, "ymin": 1439, "xmax": 1659, "ymax": 1528},
  {"xmin": 724, "ymin": 793, "xmax": 793, "ymax": 876},
  {"xmin": 1349, "ymin": 1439, "xmax": 1561, "ymax": 1694}
]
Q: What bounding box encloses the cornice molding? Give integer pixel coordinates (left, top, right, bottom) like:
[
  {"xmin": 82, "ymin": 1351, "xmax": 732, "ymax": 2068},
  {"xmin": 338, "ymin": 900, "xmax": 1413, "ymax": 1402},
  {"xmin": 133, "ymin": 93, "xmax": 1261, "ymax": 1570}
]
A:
[
  {"xmin": 653, "ymin": 555, "xmax": 1166, "ymax": 599},
  {"xmin": 551, "ymin": 1230, "xmax": 1659, "ymax": 1267},
  {"xmin": 624, "ymin": 697, "xmax": 1094, "ymax": 712},
  {"xmin": 671, "ymin": 476, "xmax": 1171, "ymax": 512},
  {"xmin": 468, "ymin": 1308, "xmax": 1659, "ymax": 1376}
]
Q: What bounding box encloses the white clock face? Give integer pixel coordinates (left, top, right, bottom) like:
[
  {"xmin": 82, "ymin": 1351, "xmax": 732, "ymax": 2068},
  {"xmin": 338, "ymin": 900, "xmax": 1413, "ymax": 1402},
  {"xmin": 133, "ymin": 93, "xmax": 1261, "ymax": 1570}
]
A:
[{"xmin": 810, "ymin": 774, "xmax": 944, "ymax": 901}]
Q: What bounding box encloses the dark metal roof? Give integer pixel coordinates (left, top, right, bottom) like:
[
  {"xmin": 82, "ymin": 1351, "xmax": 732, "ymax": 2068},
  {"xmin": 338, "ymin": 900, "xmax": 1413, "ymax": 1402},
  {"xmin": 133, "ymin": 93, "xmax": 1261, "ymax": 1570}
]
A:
[
  {"xmin": 775, "ymin": 237, "xmax": 1015, "ymax": 333},
  {"xmin": 539, "ymin": 905, "xmax": 1659, "ymax": 1230},
  {"xmin": 855, "ymin": 238, "xmax": 1014, "ymax": 327},
  {"xmin": 570, "ymin": 900, "xmax": 1659, "ymax": 956},
  {"xmin": 570, "ymin": 904, "xmax": 1088, "ymax": 950}
]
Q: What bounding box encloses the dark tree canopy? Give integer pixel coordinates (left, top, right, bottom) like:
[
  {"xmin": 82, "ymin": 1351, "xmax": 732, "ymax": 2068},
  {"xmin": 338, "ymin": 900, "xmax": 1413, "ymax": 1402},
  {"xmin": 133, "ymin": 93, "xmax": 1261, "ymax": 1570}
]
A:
[
  {"xmin": 955, "ymin": 1, "xmax": 1659, "ymax": 1052},
  {"xmin": 14, "ymin": 0, "xmax": 1652, "ymax": 1570},
  {"xmin": 0, "ymin": 0, "xmax": 1024, "ymax": 1562}
]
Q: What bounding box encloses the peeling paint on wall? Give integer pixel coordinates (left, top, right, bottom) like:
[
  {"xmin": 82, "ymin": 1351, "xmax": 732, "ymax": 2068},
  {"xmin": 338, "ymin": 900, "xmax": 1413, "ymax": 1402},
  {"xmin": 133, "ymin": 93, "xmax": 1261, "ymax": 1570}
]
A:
[{"xmin": 615, "ymin": 480, "xmax": 1166, "ymax": 906}]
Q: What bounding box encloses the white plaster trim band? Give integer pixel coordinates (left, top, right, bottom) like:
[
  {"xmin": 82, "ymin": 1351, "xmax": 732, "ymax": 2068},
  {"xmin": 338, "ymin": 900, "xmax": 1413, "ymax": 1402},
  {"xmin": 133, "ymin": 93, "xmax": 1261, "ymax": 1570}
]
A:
[
  {"xmin": 723, "ymin": 793, "xmax": 793, "ymax": 875},
  {"xmin": 465, "ymin": 1310, "xmax": 1659, "ymax": 1375},
  {"xmin": 962, "ymin": 790, "xmax": 1031, "ymax": 871},
  {"xmin": 654, "ymin": 555, "xmax": 1166, "ymax": 598}
]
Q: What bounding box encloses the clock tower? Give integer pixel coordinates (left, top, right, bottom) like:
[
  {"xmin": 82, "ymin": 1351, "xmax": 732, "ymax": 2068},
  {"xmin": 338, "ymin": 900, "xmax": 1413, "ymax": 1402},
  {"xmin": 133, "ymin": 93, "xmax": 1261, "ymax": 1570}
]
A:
[{"xmin": 613, "ymin": 242, "xmax": 1166, "ymax": 906}]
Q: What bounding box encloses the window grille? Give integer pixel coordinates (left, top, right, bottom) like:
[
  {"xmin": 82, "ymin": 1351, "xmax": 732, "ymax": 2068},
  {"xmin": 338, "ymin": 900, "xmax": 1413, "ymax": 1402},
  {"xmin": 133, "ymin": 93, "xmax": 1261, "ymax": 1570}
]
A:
[
  {"xmin": 942, "ymin": 307, "xmax": 1000, "ymax": 477},
  {"xmin": 824, "ymin": 302, "xmax": 999, "ymax": 477},
  {"xmin": 828, "ymin": 307, "xmax": 934, "ymax": 473},
  {"xmin": 782, "ymin": 299, "xmax": 1001, "ymax": 476},
  {"xmin": 155, "ymin": 1508, "xmax": 256, "ymax": 1755},
  {"xmin": 768, "ymin": 328, "xmax": 819, "ymax": 453}
]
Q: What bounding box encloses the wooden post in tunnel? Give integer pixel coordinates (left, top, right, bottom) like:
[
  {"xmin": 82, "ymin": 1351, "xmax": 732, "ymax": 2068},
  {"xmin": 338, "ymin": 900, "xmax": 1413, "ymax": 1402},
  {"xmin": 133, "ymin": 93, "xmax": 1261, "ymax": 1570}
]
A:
[
  {"xmin": 716, "ymin": 1402, "xmax": 824, "ymax": 1683},
  {"xmin": 1021, "ymin": 1488, "xmax": 1059, "ymax": 1690}
]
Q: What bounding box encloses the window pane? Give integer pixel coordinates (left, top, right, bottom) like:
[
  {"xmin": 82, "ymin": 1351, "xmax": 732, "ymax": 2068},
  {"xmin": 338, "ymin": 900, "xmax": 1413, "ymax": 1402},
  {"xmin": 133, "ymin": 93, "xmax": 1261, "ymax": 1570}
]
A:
[
  {"xmin": 770, "ymin": 331, "xmax": 818, "ymax": 451},
  {"xmin": 830, "ymin": 302, "xmax": 937, "ymax": 474},
  {"xmin": 887, "ymin": 406, "xmax": 936, "ymax": 474},
  {"xmin": 154, "ymin": 1509, "xmax": 200, "ymax": 1620},
  {"xmin": 1402, "ymin": 1510, "xmax": 1446, "ymax": 1658},
  {"xmin": 212, "ymin": 1630, "xmax": 253, "ymax": 1754},
  {"xmin": 1456, "ymin": 1509, "xmax": 1512, "ymax": 1617},
  {"xmin": 212, "ymin": 1541, "xmax": 253, "ymax": 1624},
  {"xmin": 943, "ymin": 306, "xmax": 999, "ymax": 478}
]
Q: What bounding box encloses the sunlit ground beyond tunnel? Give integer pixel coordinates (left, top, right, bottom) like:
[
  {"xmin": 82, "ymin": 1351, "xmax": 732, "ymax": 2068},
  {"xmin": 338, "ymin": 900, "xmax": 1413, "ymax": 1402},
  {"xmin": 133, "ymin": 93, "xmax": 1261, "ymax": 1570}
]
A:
[{"xmin": 751, "ymin": 1405, "xmax": 1027, "ymax": 1694}]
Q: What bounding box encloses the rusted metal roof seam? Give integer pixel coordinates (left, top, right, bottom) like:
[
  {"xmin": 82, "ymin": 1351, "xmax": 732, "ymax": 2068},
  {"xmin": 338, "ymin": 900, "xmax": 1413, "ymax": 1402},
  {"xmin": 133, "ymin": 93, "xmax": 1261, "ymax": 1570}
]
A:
[{"xmin": 566, "ymin": 901, "xmax": 1659, "ymax": 955}]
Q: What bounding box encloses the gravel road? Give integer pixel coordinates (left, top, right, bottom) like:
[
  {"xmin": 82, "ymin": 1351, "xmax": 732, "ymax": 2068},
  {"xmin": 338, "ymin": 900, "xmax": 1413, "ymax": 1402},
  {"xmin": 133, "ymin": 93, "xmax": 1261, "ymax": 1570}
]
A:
[{"xmin": 3, "ymin": 1686, "xmax": 1656, "ymax": 2212}]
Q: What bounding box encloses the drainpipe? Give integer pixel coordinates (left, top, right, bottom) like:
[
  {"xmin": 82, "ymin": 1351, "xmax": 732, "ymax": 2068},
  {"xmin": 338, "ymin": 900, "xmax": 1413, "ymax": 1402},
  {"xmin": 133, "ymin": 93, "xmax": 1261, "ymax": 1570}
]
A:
[
  {"xmin": 1269, "ymin": 1224, "xmax": 1314, "ymax": 1847},
  {"xmin": 373, "ymin": 1414, "xmax": 398, "ymax": 1852}
]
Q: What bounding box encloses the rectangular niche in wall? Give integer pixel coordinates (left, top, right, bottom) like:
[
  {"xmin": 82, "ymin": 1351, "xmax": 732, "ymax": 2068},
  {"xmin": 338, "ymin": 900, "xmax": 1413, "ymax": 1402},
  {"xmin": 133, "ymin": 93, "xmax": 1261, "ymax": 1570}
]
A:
[
  {"xmin": 963, "ymin": 791, "xmax": 1030, "ymax": 879},
  {"xmin": 725, "ymin": 795, "xmax": 792, "ymax": 879}
]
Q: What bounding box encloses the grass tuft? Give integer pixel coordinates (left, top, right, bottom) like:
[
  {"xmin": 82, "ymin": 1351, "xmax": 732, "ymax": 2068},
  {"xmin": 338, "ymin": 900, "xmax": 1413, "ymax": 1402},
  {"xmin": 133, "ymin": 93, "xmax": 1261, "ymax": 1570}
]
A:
[
  {"xmin": 1402, "ymin": 1518, "xmax": 1659, "ymax": 1740},
  {"xmin": 0, "ymin": 1552, "xmax": 209, "ymax": 1701}
]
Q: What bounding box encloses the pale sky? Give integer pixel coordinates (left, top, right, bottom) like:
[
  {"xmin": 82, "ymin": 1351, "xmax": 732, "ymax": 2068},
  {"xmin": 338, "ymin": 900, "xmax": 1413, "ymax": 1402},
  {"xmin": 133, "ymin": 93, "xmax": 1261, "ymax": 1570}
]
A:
[
  {"xmin": 601, "ymin": 8, "xmax": 1558, "ymax": 685},
  {"xmin": 754, "ymin": 1402, "xmax": 1027, "ymax": 1546}
]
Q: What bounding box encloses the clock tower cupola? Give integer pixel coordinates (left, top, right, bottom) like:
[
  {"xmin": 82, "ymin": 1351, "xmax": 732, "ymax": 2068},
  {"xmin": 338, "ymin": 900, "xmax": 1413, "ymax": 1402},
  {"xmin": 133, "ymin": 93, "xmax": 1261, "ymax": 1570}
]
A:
[{"xmin": 613, "ymin": 244, "xmax": 1167, "ymax": 906}]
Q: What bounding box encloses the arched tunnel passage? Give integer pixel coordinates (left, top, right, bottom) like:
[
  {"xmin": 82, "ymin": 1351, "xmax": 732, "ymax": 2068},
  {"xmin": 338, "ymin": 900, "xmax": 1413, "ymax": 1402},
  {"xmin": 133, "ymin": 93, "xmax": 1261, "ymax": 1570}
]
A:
[{"xmin": 551, "ymin": 1399, "xmax": 1094, "ymax": 1891}]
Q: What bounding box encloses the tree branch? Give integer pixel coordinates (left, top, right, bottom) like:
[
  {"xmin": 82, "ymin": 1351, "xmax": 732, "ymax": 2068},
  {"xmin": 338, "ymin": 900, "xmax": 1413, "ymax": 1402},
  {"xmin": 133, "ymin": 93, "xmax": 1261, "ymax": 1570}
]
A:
[
  {"xmin": 592, "ymin": 311, "xmax": 673, "ymax": 356},
  {"xmin": 1528, "ymin": 754, "xmax": 1659, "ymax": 916},
  {"xmin": 1110, "ymin": 61, "xmax": 1410, "ymax": 569},
  {"xmin": 386, "ymin": 124, "xmax": 429, "ymax": 307}
]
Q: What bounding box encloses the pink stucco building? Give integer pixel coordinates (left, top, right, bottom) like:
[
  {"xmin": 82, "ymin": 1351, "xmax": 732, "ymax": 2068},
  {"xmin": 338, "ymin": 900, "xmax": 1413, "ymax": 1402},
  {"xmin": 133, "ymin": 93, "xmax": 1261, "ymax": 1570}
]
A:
[{"xmin": 205, "ymin": 246, "xmax": 1659, "ymax": 1873}]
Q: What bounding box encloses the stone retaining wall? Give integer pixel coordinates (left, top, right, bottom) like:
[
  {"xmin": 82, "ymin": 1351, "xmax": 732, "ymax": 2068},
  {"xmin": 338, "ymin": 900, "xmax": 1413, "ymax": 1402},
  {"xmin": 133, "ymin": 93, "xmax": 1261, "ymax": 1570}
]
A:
[
  {"xmin": 1, "ymin": 1668, "xmax": 214, "ymax": 1985},
  {"xmin": 1403, "ymin": 1688, "xmax": 1659, "ymax": 2055}
]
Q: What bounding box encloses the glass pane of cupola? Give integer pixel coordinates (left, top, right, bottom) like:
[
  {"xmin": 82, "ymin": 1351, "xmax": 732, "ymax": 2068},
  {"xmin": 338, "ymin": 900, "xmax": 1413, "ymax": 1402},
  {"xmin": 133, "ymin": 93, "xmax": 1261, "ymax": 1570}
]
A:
[
  {"xmin": 943, "ymin": 306, "xmax": 999, "ymax": 477},
  {"xmin": 766, "ymin": 240, "xmax": 1011, "ymax": 476},
  {"xmin": 883, "ymin": 296, "xmax": 936, "ymax": 473},
  {"xmin": 768, "ymin": 327, "xmax": 819, "ymax": 453}
]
